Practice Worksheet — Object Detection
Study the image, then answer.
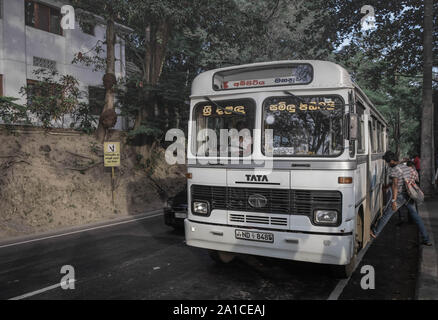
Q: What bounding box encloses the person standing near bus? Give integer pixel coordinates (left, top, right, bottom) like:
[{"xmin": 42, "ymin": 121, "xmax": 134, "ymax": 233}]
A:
[{"xmin": 371, "ymin": 151, "xmax": 432, "ymax": 246}]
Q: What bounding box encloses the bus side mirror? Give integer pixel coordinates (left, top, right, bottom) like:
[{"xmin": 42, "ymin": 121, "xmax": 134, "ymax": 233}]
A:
[{"xmin": 349, "ymin": 113, "xmax": 358, "ymax": 141}]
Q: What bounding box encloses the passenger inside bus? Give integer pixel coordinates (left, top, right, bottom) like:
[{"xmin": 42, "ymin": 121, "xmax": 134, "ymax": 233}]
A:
[
  {"xmin": 195, "ymin": 100, "xmax": 255, "ymax": 157},
  {"xmin": 236, "ymin": 121, "xmax": 253, "ymax": 156}
]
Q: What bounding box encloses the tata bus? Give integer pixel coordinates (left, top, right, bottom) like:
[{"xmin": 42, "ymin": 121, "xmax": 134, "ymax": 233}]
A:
[{"xmin": 184, "ymin": 60, "xmax": 388, "ymax": 277}]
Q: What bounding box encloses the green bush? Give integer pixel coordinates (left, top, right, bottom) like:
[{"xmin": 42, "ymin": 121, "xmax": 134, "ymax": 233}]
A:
[
  {"xmin": 0, "ymin": 96, "xmax": 29, "ymax": 125},
  {"xmin": 127, "ymin": 124, "xmax": 163, "ymax": 146},
  {"xmin": 19, "ymin": 69, "xmax": 81, "ymax": 128},
  {"xmin": 70, "ymin": 102, "xmax": 98, "ymax": 134}
]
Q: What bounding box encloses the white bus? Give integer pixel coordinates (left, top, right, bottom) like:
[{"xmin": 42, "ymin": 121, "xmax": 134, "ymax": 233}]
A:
[{"xmin": 184, "ymin": 60, "xmax": 388, "ymax": 277}]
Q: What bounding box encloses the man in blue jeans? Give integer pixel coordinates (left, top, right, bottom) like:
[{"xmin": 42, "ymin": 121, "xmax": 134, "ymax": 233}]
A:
[{"xmin": 371, "ymin": 151, "xmax": 432, "ymax": 246}]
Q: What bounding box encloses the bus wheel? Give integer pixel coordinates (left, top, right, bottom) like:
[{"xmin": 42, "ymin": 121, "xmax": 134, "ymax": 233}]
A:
[
  {"xmin": 331, "ymin": 255, "xmax": 356, "ymax": 279},
  {"xmin": 331, "ymin": 212, "xmax": 362, "ymax": 278},
  {"xmin": 208, "ymin": 250, "xmax": 236, "ymax": 264},
  {"xmin": 355, "ymin": 210, "xmax": 364, "ymax": 254}
]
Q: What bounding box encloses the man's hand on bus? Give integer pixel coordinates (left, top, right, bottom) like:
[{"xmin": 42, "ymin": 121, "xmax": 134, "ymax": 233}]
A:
[
  {"xmin": 392, "ymin": 200, "xmax": 397, "ymax": 212},
  {"xmin": 392, "ymin": 177, "xmax": 398, "ymax": 211}
]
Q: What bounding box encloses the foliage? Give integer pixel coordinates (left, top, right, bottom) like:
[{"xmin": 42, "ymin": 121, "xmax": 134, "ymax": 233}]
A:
[
  {"xmin": 72, "ymin": 41, "xmax": 106, "ymax": 72},
  {"xmin": 126, "ymin": 123, "xmax": 163, "ymax": 145},
  {"xmin": 308, "ymin": 0, "xmax": 438, "ymax": 79},
  {"xmin": 365, "ymin": 78, "xmax": 422, "ymax": 157},
  {"xmin": 116, "ymin": 0, "xmax": 334, "ymax": 144},
  {"xmin": 0, "ymin": 97, "xmax": 29, "ymax": 125},
  {"xmin": 309, "ymin": 0, "xmax": 438, "ymax": 163},
  {"xmin": 19, "ymin": 69, "xmax": 81, "ymax": 128},
  {"xmin": 70, "ymin": 102, "xmax": 98, "ymax": 134},
  {"xmin": 335, "ymin": 50, "xmax": 423, "ymax": 158}
]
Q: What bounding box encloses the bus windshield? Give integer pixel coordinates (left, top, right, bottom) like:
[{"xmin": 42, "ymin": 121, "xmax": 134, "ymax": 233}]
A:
[
  {"xmin": 193, "ymin": 99, "xmax": 256, "ymax": 156},
  {"xmin": 262, "ymin": 95, "xmax": 344, "ymax": 157}
]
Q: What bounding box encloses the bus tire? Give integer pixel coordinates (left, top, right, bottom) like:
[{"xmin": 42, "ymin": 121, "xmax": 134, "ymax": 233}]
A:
[
  {"xmin": 331, "ymin": 255, "xmax": 356, "ymax": 279},
  {"xmin": 208, "ymin": 250, "xmax": 236, "ymax": 264},
  {"xmin": 331, "ymin": 211, "xmax": 363, "ymax": 278},
  {"xmin": 355, "ymin": 209, "xmax": 364, "ymax": 253}
]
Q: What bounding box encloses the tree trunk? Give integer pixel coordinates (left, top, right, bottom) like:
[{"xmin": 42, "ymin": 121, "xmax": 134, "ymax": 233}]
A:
[
  {"xmin": 133, "ymin": 21, "xmax": 171, "ymax": 130},
  {"xmin": 420, "ymin": 0, "xmax": 434, "ymax": 196},
  {"xmin": 96, "ymin": 17, "xmax": 116, "ymax": 143}
]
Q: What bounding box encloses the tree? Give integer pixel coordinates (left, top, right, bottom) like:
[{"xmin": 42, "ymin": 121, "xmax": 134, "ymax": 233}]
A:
[
  {"xmin": 71, "ymin": 0, "xmax": 130, "ymax": 142},
  {"xmin": 421, "ymin": 0, "xmax": 434, "ymax": 195},
  {"xmin": 121, "ymin": 0, "xmax": 332, "ymax": 134},
  {"xmin": 124, "ymin": 0, "xmax": 201, "ymax": 132},
  {"xmin": 364, "ymin": 76, "xmax": 422, "ymax": 158},
  {"xmin": 307, "ymin": 0, "xmax": 438, "ymax": 194}
]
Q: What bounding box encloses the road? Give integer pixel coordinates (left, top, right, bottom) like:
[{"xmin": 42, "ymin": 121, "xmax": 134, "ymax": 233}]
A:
[{"xmin": 0, "ymin": 212, "xmax": 419, "ymax": 300}]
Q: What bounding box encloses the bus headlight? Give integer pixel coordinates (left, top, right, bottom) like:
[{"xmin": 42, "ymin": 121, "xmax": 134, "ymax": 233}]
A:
[
  {"xmin": 193, "ymin": 201, "xmax": 209, "ymax": 215},
  {"xmin": 314, "ymin": 210, "xmax": 338, "ymax": 225}
]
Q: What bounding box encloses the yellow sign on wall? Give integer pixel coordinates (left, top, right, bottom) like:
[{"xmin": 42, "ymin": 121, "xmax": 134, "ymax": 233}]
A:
[{"xmin": 104, "ymin": 142, "xmax": 121, "ymax": 167}]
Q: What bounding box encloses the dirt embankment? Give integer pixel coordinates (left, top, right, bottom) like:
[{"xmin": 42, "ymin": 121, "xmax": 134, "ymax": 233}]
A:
[{"xmin": 0, "ymin": 127, "xmax": 186, "ymax": 240}]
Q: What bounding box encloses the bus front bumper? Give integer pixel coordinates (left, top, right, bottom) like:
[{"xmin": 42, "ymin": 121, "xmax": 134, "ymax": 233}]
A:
[{"xmin": 185, "ymin": 219, "xmax": 353, "ymax": 266}]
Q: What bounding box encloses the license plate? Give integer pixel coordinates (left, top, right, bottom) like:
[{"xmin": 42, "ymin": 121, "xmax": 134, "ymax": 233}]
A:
[
  {"xmin": 235, "ymin": 230, "xmax": 274, "ymax": 243},
  {"xmin": 174, "ymin": 212, "xmax": 187, "ymax": 219}
]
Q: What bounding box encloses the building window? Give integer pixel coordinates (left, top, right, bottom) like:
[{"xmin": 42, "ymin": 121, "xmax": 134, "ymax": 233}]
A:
[
  {"xmin": 25, "ymin": 1, "xmax": 63, "ymax": 35},
  {"xmin": 26, "ymin": 79, "xmax": 63, "ymax": 106},
  {"xmin": 26, "ymin": 79, "xmax": 46, "ymax": 105},
  {"xmin": 33, "ymin": 56, "xmax": 57, "ymax": 70},
  {"xmin": 26, "ymin": 79, "xmax": 38, "ymax": 105},
  {"xmin": 88, "ymin": 86, "xmax": 105, "ymax": 116},
  {"xmin": 0, "ymin": 75, "xmax": 3, "ymax": 96},
  {"xmin": 0, "ymin": 0, "xmax": 3, "ymax": 19}
]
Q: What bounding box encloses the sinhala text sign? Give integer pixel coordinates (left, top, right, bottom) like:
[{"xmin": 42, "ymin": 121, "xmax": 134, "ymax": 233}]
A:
[{"xmin": 104, "ymin": 142, "xmax": 121, "ymax": 167}]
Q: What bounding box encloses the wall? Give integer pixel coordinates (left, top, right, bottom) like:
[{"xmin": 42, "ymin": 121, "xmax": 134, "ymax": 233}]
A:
[{"xmin": 0, "ymin": 0, "xmax": 127, "ymax": 129}]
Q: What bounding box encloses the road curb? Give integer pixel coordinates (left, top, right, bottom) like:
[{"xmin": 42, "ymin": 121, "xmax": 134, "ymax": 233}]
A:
[
  {"xmin": 0, "ymin": 209, "xmax": 163, "ymax": 248},
  {"xmin": 416, "ymin": 201, "xmax": 438, "ymax": 300}
]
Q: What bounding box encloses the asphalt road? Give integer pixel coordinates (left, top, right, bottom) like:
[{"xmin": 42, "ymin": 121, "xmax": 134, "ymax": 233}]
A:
[{"xmin": 0, "ymin": 212, "xmax": 419, "ymax": 300}]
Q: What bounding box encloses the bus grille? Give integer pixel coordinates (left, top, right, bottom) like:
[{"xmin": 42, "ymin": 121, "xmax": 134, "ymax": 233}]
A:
[
  {"xmin": 229, "ymin": 214, "xmax": 288, "ymax": 227},
  {"xmin": 191, "ymin": 185, "xmax": 342, "ymax": 217}
]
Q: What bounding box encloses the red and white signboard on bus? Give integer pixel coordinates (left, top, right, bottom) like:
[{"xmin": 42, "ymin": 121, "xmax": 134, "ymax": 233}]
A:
[{"xmin": 222, "ymin": 76, "xmax": 304, "ymax": 89}]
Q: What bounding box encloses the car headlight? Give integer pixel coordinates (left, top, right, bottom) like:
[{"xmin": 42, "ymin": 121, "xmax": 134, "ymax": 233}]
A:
[
  {"xmin": 193, "ymin": 201, "xmax": 209, "ymax": 215},
  {"xmin": 314, "ymin": 210, "xmax": 339, "ymax": 225},
  {"xmin": 164, "ymin": 198, "xmax": 173, "ymax": 209}
]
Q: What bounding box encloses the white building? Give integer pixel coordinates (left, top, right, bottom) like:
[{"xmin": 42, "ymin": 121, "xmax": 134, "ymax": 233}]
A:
[{"xmin": 0, "ymin": 0, "xmax": 127, "ymax": 129}]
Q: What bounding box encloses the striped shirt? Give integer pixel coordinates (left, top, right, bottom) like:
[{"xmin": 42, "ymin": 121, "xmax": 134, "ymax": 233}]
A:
[{"xmin": 388, "ymin": 163, "xmax": 413, "ymax": 194}]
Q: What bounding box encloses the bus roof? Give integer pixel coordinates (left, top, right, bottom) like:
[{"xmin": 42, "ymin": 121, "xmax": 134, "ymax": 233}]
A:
[
  {"xmin": 191, "ymin": 60, "xmax": 354, "ymax": 97},
  {"xmin": 191, "ymin": 60, "xmax": 388, "ymax": 127}
]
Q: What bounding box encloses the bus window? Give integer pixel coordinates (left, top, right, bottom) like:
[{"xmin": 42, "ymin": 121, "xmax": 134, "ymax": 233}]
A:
[
  {"xmin": 357, "ymin": 103, "xmax": 365, "ymax": 154},
  {"xmin": 379, "ymin": 122, "xmax": 384, "ymax": 152},
  {"xmin": 381, "ymin": 123, "xmax": 384, "ymax": 152},
  {"xmin": 376, "ymin": 121, "xmax": 382, "ymax": 152},
  {"xmin": 193, "ymin": 99, "xmax": 255, "ymax": 156},
  {"xmin": 262, "ymin": 95, "xmax": 344, "ymax": 157},
  {"xmin": 369, "ymin": 121, "xmax": 375, "ymax": 153},
  {"xmin": 371, "ymin": 118, "xmax": 378, "ymax": 153}
]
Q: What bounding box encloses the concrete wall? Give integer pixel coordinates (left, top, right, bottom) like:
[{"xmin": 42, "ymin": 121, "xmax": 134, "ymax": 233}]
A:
[{"xmin": 0, "ymin": 0, "xmax": 127, "ymax": 129}]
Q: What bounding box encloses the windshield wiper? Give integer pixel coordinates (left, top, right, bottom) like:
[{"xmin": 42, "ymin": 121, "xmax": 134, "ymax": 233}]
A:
[
  {"xmin": 204, "ymin": 96, "xmax": 222, "ymax": 110},
  {"xmin": 283, "ymin": 91, "xmax": 305, "ymax": 103}
]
